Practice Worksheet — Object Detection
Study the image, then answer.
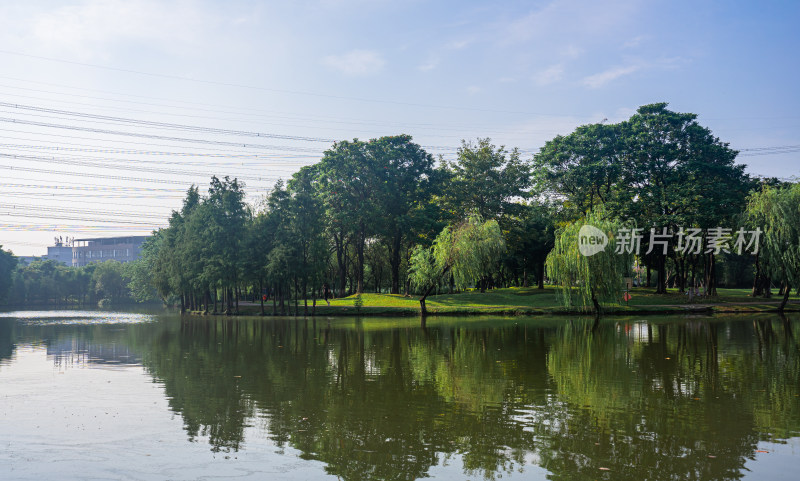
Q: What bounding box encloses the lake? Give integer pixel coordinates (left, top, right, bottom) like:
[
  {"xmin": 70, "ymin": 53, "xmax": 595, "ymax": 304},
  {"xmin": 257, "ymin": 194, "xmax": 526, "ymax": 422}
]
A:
[{"xmin": 1, "ymin": 310, "xmax": 798, "ymax": 480}]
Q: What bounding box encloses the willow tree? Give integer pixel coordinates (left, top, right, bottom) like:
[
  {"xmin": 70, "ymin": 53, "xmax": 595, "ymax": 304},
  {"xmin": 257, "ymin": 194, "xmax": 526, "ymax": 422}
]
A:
[
  {"xmin": 546, "ymin": 210, "xmax": 632, "ymax": 313},
  {"xmin": 409, "ymin": 215, "xmax": 505, "ymax": 315},
  {"xmin": 746, "ymin": 182, "xmax": 800, "ymax": 312}
]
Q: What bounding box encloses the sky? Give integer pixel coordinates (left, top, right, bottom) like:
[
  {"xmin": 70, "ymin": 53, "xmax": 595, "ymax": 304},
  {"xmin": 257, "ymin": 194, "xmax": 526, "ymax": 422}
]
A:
[{"xmin": 0, "ymin": 0, "xmax": 798, "ymax": 256}]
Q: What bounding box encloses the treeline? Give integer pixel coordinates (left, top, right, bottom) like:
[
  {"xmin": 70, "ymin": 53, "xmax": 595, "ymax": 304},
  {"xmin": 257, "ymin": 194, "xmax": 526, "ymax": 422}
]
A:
[
  {"xmin": 536, "ymin": 103, "xmax": 799, "ymax": 311},
  {"xmin": 0, "ymin": 257, "xmax": 140, "ymax": 308},
  {"xmin": 1, "ymin": 103, "xmax": 796, "ymax": 313},
  {"xmin": 138, "ymin": 135, "xmax": 552, "ymax": 314},
  {"xmin": 135, "ymin": 103, "xmax": 795, "ymax": 315}
]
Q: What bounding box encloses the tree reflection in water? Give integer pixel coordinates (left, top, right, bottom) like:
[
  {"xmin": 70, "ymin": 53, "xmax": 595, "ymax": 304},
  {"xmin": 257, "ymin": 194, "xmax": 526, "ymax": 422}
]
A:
[{"xmin": 134, "ymin": 315, "xmax": 800, "ymax": 480}]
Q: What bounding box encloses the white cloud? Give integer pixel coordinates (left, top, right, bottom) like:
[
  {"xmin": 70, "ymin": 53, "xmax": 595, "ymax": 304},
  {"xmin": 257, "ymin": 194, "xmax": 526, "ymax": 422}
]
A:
[
  {"xmin": 560, "ymin": 45, "xmax": 583, "ymax": 59},
  {"xmin": 622, "ymin": 35, "xmax": 647, "ymax": 48},
  {"xmin": 323, "ymin": 49, "xmax": 385, "ymax": 75},
  {"xmin": 28, "ymin": 0, "xmax": 215, "ymax": 59},
  {"xmin": 533, "ymin": 64, "xmax": 564, "ymax": 85},
  {"xmin": 465, "ymin": 85, "xmax": 481, "ymax": 95},
  {"xmin": 418, "ymin": 56, "xmax": 439, "ymax": 72},
  {"xmin": 501, "ymin": 0, "xmax": 642, "ymax": 45},
  {"xmin": 447, "ymin": 39, "xmax": 471, "ymax": 50},
  {"xmin": 582, "ymin": 65, "xmax": 640, "ymax": 88}
]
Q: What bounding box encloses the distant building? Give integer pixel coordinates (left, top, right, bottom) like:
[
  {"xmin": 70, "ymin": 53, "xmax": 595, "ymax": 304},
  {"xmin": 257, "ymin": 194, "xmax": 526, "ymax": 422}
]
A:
[
  {"xmin": 72, "ymin": 236, "xmax": 149, "ymax": 267},
  {"xmin": 45, "ymin": 237, "xmax": 74, "ymax": 266}
]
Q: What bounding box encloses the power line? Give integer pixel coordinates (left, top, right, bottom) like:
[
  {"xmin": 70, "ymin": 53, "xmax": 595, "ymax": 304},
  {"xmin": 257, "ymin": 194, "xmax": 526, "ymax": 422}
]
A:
[
  {"xmin": 0, "ymin": 84, "xmax": 561, "ymax": 139},
  {"xmin": 0, "ymin": 152, "xmax": 282, "ymax": 182},
  {"xmin": 0, "ymin": 101, "xmax": 337, "ymax": 143},
  {"xmin": 0, "ymin": 117, "xmax": 327, "ymax": 154},
  {"xmin": 0, "ymin": 203, "xmax": 167, "ymax": 221},
  {"xmin": 0, "ymin": 221, "xmax": 155, "ymax": 232},
  {"xmin": 0, "ymin": 49, "xmax": 565, "ymax": 117}
]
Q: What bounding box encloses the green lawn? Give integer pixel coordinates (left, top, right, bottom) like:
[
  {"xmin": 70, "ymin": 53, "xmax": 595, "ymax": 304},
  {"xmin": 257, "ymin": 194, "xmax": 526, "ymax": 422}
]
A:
[
  {"xmin": 286, "ymin": 285, "xmax": 800, "ymax": 316},
  {"xmin": 226, "ymin": 286, "xmax": 799, "ymax": 317}
]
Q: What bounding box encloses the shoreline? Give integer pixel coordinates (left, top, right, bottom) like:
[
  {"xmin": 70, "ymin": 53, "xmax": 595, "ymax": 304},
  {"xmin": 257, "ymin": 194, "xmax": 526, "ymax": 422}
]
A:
[{"xmin": 184, "ymin": 301, "xmax": 800, "ymax": 318}]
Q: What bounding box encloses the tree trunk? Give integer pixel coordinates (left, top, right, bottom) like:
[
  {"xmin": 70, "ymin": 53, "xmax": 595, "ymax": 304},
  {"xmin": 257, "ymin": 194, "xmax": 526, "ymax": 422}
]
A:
[
  {"xmin": 591, "ymin": 289, "xmax": 601, "ymax": 314},
  {"xmin": 708, "ymin": 254, "xmax": 718, "ymax": 296},
  {"xmin": 660, "ymin": 254, "xmax": 668, "ymax": 294},
  {"xmin": 356, "ymin": 224, "xmax": 366, "ymax": 294},
  {"xmin": 303, "ymin": 278, "xmax": 308, "ymax": 316},
  {"xmin": 419, "ymin": 266, "xmax": 450, "ymax": 317},
  {"xmin": 778, "ymin": 282, "xmax": 791, "ymax": 312},
  {"xmin": 522, "ymin": 262, "xmax": 528, "ymax": 288},
  {"xmin": 752, "ymin": 253, "xmax": 762, "ymax": 296},
  {"xmin": 389, "ymin": 231, "xmax": 402, "ymax": 294},
  {"xmin": 335, "ymin": 233, "xmax": 347, "ymax": 298},
  {"xmin": 538, "ymin": 261, "xmax": 545, "ymax": 289},
  {"xmin": 259, "ymin": 280, "xmax": 265, "ymax": 316}
]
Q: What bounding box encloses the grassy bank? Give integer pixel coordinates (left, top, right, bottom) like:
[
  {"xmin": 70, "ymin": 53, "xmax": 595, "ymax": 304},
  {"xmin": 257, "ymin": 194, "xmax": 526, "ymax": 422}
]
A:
[{"xmin": 205, "ymin": 286, "xmax": 800, "ymax": 317}]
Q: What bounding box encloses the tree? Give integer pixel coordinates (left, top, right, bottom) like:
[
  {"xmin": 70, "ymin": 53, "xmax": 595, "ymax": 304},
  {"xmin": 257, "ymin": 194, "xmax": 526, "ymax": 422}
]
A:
[
  {"xmin": 619, "ymin": 103, "xmax": 749, "ymax": 294},
  {"xmin": 535, "ymin": 104, "xmax": 750, "ymax": 295},
  {"xmin": 287, "ymin": 165, "xmax": 328, "ymax": 314},
  {"xmin": 92, "ymin": 260, "xmax": 129, "ymax": 303},
  {"xmin": 317, "ymin": 139, "xmax": 379, "ymax": 295},
  {"xmin": 746, "ymin": 182, "xmax": 800, "ymax": 311},
  {"xmin": 445, "ymin": 138, "xmax": 531, "ymax": 224},
  {"xmin": 409, "ymin": 215, "xmax": 505, "ymax": 315},
  {"xmin": 204, "ymin": 176, "xmax": 248, "ymax": 314},
  {"xmin": 0, "ymin": 246, "xmax": 16, "ymax": 305},
  {"xmin": 262, "ymin": 179, "xmax": 298, "ymax": 314},
  {"xmin": 126, "ymin": 235, "xmax": 162, "ymax": 303},
  {"xmin": 502, "ymin": 201, "xmax": 556, "ymax": 288},
  {"xmin": 369, "ymin": 135, "xmax": 437, "ymax": 294},
  {"xmin": 533, "ymin": 122, "xmax": 624, "ymax": 219},
  {"xmin": 546, "ymin": 209, "xmax": 632, "ymax": 313}
]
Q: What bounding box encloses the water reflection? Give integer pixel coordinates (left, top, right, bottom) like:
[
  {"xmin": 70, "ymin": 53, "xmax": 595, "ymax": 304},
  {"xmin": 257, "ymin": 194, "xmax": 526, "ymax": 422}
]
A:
[{"xmin": 0, "ymin": 313, "xmax": 798, "ymax": 480}]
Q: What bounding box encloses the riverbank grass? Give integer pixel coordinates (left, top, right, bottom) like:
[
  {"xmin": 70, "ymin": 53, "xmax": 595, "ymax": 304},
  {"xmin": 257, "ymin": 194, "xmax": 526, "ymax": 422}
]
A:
[{"xmin": 232, "ymin": 286, "xmax": 799, "ymax": 316}]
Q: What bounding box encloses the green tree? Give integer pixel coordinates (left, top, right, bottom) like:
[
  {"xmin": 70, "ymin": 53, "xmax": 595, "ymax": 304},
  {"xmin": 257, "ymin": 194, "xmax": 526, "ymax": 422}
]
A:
[
  {"xmin": 92, "ymin": 260, "xmax": 129, "ymax": 303},
  {"xmin": 125, "ymin": 235, "xmax": 162, "ymax": 303},
  {"xmin": 746, "ymin": 182, "xmax": 800, "ymax": 311},
  {"xmin": 533, "ymin": 122, "xmax": 624, "ymax": 219},
  {"xmin": 409, "ymin": 215, "xmax": 505, "ymax": 315},
  {"xmin": 317, "ymin": 139, "xmax": 378, "ymax": 295},
  {"xmin": 546, "ymin": 209, "xmax": 632, "ymax": 313},
  {"xmin": 287, "ymin": 165, "xmax": 328, "ymax": 314},
  {"xmin": 619, "ymin": 103, "xmax": 749, "ymax": 294},
  {"xmin": 535, "ymin": 104, "xmax": 750, "ymax": 295},
  {"xmin": 445, "ymin": 138, "xmax": 531, "ymax": 223},
  {"xmin": 502, "ymin": 201, "xmax": 556, "ymax": 288},
  {"xmin": 204, "ymin": 176, "xmax": 248, "ymax": 314},
  {"xmin": 369, "ymin": 135, "xmax": 438, "ymax": 294},
  {"xmin": 0, "ymin": 246, "xmax": 16, "ymax": 305}
]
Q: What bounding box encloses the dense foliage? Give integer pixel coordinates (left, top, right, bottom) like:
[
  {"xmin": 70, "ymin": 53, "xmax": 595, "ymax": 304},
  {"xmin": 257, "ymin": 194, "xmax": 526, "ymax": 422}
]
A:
[
  {"xmin": 2, "ymin": 258, "xmax": 145, "ymax": 307},
  {"xmin": 546, "ymin": 209, "xmax": 633, "ymax": 311},
  {"xmin": 746, "ymin": 182, "xmax": 800, "ymax": 311},
  {"xmin": 2, "ymin": 104, "xmax": 796, "ymax": 313},
  {"xmin": 128, "ymin": 135, "xmax": 550, "ymax": 314}
]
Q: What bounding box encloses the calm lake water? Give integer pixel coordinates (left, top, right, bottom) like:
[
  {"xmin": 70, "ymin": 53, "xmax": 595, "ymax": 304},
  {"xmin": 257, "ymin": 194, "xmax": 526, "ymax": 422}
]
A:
[{"xmin": 1, "ymin": 311, "xmax": 798, "ymax": 480}]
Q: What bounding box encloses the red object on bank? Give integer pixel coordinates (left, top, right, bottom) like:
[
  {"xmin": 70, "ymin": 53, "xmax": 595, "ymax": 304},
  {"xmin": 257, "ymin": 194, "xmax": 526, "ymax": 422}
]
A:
[{"xmin": 623, "ymin": 292, "xmax": 632, "ymax": 302}]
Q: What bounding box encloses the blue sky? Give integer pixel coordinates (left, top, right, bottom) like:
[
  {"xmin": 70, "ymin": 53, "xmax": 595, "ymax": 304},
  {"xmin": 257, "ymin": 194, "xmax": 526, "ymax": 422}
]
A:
[{"xmin": 0, "ymin": 0, "xmax": 798, "ymax": 255}]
